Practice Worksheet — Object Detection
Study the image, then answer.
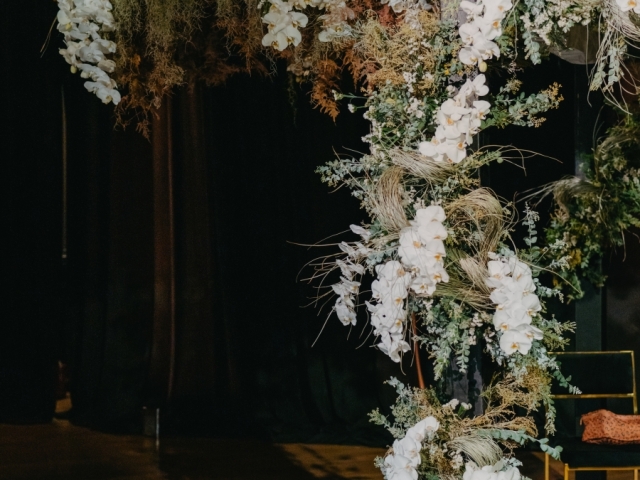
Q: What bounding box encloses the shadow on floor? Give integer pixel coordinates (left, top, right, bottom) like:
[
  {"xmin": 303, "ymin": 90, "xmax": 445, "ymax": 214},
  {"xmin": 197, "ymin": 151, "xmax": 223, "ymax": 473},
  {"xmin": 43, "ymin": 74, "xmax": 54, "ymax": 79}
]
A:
[{"xmin": 0, "ymin": 420, "xmax": 383, "ymax": 480}]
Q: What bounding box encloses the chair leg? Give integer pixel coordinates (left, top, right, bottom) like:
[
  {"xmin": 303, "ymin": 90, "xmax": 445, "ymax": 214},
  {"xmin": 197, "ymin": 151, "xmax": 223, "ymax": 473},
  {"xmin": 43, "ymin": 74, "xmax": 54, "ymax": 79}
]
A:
[
  {"xmin": 545, "ymin": 453, "xmax": 549, "ymax": 480},
  {"xmin": 635, "ymin": 469, "xmax": 638, "ymax": 480},
  {"xmin": 564, "ymin": 463, "xmax": 569, "ymax": 480}
]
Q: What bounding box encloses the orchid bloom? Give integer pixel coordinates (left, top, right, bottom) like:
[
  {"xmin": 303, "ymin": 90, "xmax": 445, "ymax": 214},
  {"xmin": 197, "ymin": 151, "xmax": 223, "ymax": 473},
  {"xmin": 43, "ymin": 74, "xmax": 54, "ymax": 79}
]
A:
[
  {"xmin": 460, "ymin": 0, "xmax": 485, "ymax": 17},
  {"xmin": 349, "ymin": 224, "xmax": 371, "ymax": 241},
  {"xmin": 415, "ymin": 206, "xmax": 446, "ymax": 225},
  {"xmin": 499, "ymin": 327, "xmax": 533, "ymax": 355},
  {"xmin": 378, "ymin": 332, "xmax": 411, "ymax": 363}
]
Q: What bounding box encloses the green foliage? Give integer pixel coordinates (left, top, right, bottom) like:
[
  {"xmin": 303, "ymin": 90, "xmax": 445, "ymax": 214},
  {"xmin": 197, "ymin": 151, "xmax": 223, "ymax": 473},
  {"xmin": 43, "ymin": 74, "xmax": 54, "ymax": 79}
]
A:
[{"xmin": 544, "ymin": 114, "xmax": 640, "ymax": 296}]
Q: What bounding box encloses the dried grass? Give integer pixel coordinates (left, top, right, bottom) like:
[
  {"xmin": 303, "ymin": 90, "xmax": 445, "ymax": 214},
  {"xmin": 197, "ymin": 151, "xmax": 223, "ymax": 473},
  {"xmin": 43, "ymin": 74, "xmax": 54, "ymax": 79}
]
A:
[
  {"xmin": 433, "ymin": 189, "xmax": 511, "ymax": 310},
  {"xmin": 390, "ymin": 149, "xmax": 457, "ymax": 184},
  {"xmin": 354, "ymin": 10, "xmax": 439, "ymax": 94},
  {"xmin": 370, "ymin": 166, "xmax": 411, "ymax": 232}
]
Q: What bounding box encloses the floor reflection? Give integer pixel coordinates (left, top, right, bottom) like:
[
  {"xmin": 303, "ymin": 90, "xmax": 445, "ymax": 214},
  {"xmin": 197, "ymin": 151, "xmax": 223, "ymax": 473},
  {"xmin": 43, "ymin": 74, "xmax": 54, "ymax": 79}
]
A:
[{"xmin": 0, "ymin": 420, "xmax": 385, "ymax": 479}]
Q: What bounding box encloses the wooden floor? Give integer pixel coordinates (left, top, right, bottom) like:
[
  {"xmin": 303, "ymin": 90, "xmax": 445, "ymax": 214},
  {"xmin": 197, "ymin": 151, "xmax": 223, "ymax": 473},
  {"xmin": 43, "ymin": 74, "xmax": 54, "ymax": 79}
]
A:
[{"xmin": 0, "ymin": 419, "xmax": 635, "ymax": 480}]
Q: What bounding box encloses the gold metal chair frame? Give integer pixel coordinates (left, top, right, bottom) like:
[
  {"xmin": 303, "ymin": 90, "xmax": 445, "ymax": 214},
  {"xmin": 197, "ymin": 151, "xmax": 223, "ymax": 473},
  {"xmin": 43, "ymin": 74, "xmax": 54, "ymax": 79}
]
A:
[{"xmin": 544, "ymin": 351, "xmax": 639, "ymax": 480}]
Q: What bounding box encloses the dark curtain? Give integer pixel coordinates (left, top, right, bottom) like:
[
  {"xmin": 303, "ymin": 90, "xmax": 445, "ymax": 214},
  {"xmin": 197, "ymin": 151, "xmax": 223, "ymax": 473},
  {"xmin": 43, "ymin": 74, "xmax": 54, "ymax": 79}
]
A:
[
  {"xmin": 0, "ymin": 0, "xmax": 64, "ymax": 424},
  {"xmin": 59, "ymin": 71, "xmax": 421, "ymax": 443}
]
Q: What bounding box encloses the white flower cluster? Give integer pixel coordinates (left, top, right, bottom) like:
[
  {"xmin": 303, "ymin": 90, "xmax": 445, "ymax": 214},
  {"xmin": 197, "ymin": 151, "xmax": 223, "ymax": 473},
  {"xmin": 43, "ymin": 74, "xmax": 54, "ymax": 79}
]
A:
[
  {"xmin": 458, "ymin": 0, "xmax": 513, "ymax": 69},
  {"xmin": 418, "ymin": 75, "xmax": 490, "ymax": 164},
  {"xmin": 463, "ymin": 460, "xmax": 522, "ymax": 480},
  {"xmin": 383, "ymin": 416, "xmax": 440, "ymax": 480},
  {"xmin": 381, "ymin": 0, "xmax": 432, "ymax": 13},
  {"xmin": 57, "ymin": 0, "xmax": 120, "ymax": 105},
  {"xmin": 260, "ymin": 0, "xmax": 352, "ymax": 51},
  {"xmin": 485, "ymin": 255, "xmax": 544, "ymax": 356},
  {"xmin": 366, "ymin": 206, "xmax": 449, "ymax": 362},
  {"xmin": 261, "ymin": 0, "xmax": 309, "ymax": 51},
  {"xmin": 331, "ymin": 225, "xmax": 370, "ymax": 326}
]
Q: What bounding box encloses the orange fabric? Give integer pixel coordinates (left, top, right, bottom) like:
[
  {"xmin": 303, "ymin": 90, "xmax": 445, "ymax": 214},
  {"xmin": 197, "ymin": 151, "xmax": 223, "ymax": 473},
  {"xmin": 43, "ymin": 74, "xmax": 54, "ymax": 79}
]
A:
[{"xmin": 581, "ymin": 409, "xmax": 640, "ymax": 445}]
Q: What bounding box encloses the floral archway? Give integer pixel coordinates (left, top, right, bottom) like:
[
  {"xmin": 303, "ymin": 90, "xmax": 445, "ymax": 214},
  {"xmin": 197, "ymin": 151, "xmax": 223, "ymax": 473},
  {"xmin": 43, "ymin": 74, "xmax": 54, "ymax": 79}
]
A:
[{"xmin": 53, "ymin": 0, "xmax": 640, "ymax": 478}]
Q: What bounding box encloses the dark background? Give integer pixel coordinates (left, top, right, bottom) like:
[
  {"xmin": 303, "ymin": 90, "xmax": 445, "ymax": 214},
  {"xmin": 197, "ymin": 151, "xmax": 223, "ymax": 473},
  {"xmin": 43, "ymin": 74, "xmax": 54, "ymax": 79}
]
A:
[{"xmin": 1, "ymin": 0, "xmax": 639, "ymax": 446}]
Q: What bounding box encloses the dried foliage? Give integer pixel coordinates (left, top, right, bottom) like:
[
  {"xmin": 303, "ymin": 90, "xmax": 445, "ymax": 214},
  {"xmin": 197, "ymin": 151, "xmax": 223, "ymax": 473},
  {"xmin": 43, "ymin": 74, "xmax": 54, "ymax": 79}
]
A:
[{"xmin": 355, "ymin": 11, "xmax": 439, "ymax": 94}]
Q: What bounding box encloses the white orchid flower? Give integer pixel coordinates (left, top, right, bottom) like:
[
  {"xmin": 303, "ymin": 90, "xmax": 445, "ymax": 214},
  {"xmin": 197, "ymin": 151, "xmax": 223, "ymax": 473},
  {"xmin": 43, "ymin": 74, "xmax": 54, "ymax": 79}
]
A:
[
  {"xmin": 616, "ymin": 0, "xmax": 640, "ymax": 12},
  {"xmin": 415, "ymin": 206, "xmax": 446, "ymax": 225},
  {"xmin": 460, "ymin": 0, "xmax": 485, "ymax": 17},
  {"xmin": 508, "ymin": 271, "xmax": 536, "ymax": 295},
  {"xmin": 418, "ymin": 139, "xmax": 444, "ymax": 162},
  {"xmin": 79, "ymin": 44, "xmax": 106, "ymax": 63},
  {"xmin": 384, "ymin": 453, "xmax": 419, "ymax": 480},
  {"xmin": 474, "ymin": 16, "xmax": 503, "ymax": 41},
  {"xmin": 60, "ymin": 42, "xmax": 82, "ymax": 67},
  {"xmin": 453, "ymin": 115, "xmax": 476, "ymax": 143},
  {"xmin": 376, "ymin": 261, "xmax": 411, "ymax": 284},
  {"xmin": 507, "ymin": 257, "xmax": 532, "ymax": 279},
  {"xmin": 492, "ymin": 304, "xmax": 530, "ymax": 331},
  {"xmin": 482, "ymin": 0, "xmax": 513, "ymax": 15},
  {"xmin": 318, "ymin": 23, "xmax": 352, "ymax": 42},
  {"xmin": 459, "ymin": 22, "xmax": 481, "ymax": 45},
  {"xmin": 521, "ymin": 293, "xmax": 541, "ymax": 318},
  {"xmin": 335, "ymin": 300, "xmax": 357, "ymax": 326},
  {"xmin": 486, "ymin": 260, "xmax": 510, "ymax": 288},
  {"xmin": 354, "ymin": 242, "xmax": 371, "ymax": 256},
  {"xmin": 340, "ymin": 277, "xmax": 360, "ymax": 294},
  {"xmin": 424, "ymin": 239, "xmax": 446, "ymax": 262},
  {"xmin": 410, "ymin": 275, "xmax": 436, "ymax": 295},
  {"xmin": 459, "ymin": 46, "xmax": 483, "ymax": 66},
  {"xmin": 467, "ymin": 75, "xmax": 490, "ymax": 97},
  {"xmin": 413, "ymin": 415, "xmax": 440, "ymax": 435},
  {"xmin": 369, "ymin": 303, "xmax": 406, "ymax": 333},
  {"xmin": 521, "ymin": 324, "xmax": 544, "ymax": 341},
  {"xmin": 262, "ymin": 11, "xmax": 287, "ymax": 32},
  {"xmin": 496, "ymin": 466, "xmax": 522, "ymax": 480},
  {"xmin": 335, "ymin": 259, "xmax": 364, "ymax": 280},
  {"xmin": 472, "ymin": 100, "xmax": 491, "ymax": 120},
  {"xmin": 378, "ymin": 333, "xmax": 411, "ymax": 363},
  {"xmin": 78, "ymin": 63, "xmax": 110, "ymax": 82},
  {"xmin": 438, "ymin": 99, "xmax": 471, "ymax": 123},
  {"xmin": 371, "ymin": 277, "xmax": 391, "ymax": 301},
  {"xmin": 97, "ymin": 58, "xmax": 116, "ymax": 72},
  {"xmin": 268, "ymin": 0, "xmax": 293, "ymax": 13},
  {"xmin": 349, "ymin": 224, "xmax": 371, "ymax": 241},
  {"xmin": 394, "ymin": 437, "xmax": 422, "ymax": 466},
  {"xmin": 489, "ymin": 286, "xmax": 522, "ymax": 307},
  {"xmin": 398, "ymin": 228, "xmax": 425, "ymax": 266},
  {"xmin": 289, "ymin": 11, "xmax": 309, "ymax": 28},
  {"xmin": 84, "ymin": 81, "xmax": 120, "ymax": 104},
  {"xmin": 262, "ymin": 29, "xmax": 289, "ymax": 50},
  {"xmin": 372, "ymin": 277, "xmax": 409, "ymax": 307},
  {"xmin": 439, "ymin": 138, "xmax": 468, "ymax": 164},
  {"xmin": 499, "ymin": 327, "xmax": 533, "ymax": 355},
  {"xmin": 474, "ymin": 36, "xmax": 501, "ymax": 59},
  {"xmin": 417, "ymin": 221, "xmax": 448, "ymax": 242},
  {"xmin": 282, "ymin": 24, "xmax": 303, "ymax": 46},
  {"xmin": 386, "ymin": 280, "xmax": 410, "ymax": 306},
  {"xmin": 57, "ymin": 7, "xmax": 73, "ymax": 27},
  {"xmin": 428, "ymin": 264, "xmax": 450, "ymax": 283}
]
